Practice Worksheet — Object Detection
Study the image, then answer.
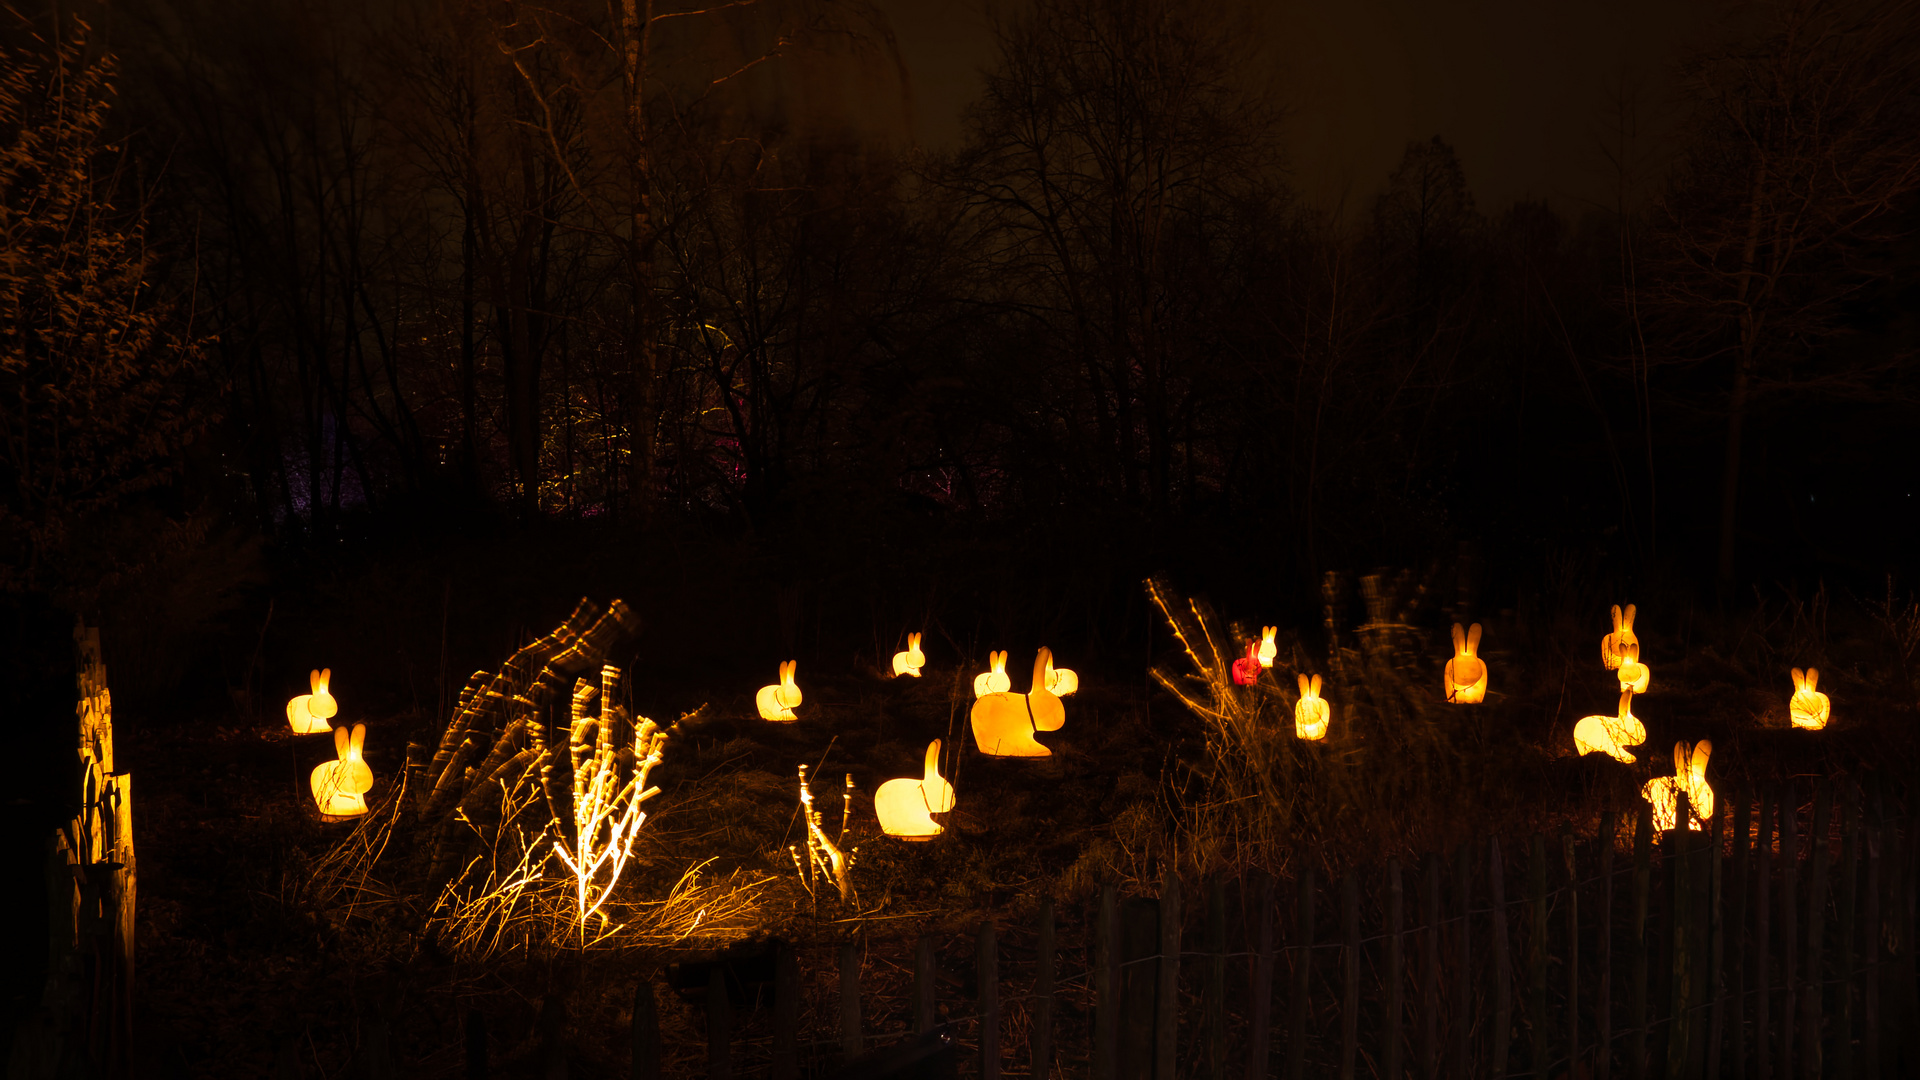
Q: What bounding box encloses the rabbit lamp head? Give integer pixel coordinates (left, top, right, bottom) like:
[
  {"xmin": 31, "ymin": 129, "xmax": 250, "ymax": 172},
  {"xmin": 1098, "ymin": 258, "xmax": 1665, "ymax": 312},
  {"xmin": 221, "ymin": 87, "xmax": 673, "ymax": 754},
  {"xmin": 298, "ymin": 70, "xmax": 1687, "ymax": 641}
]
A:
[
  {"xmin": 1602, "ymin": 604, "xmax": 1640, "ymax": 671},
  {"xmin": 891, "ymin": 633, "xmax": 926, "ymax": 678},
  {"xmin": 973, "ymin": 651, "xmax": 1011, "ymax": 698},
  {"xmin": 1789, "ymin": 667, "xmax": 1830, "ymax": 729},
  {"xmin": 1443, "ymin": 623, "xmax": 1488, "ymax": 703},
  {"xmin": 310, "ymin": 723, "xmax": 373, "ymax": 818},
  {"xmin": 286, "ymin": 668, "xmax": 335, "ymax": 734},
  {"xmin": 1642, "ymin": 740, "xmax": 1712, "ymax": 833},
  {"xmin": 875, "ymin": 739, "xmax": 955, "ymax": 840},
  {"xmin": 1044, "ymin": 650, "xmax": 1079, "ymax": 696},
  {"xmin": 1028, "ymin": 648, "xmax": 1067, "ymax": 732},
  {"xmin": 1294, "ymin": 673, "xmax": 1330, "ymax": 740},
  {"xmin": 1257, "ymin": 626, "xmax": 1278, "ymax": 669},
  {"xmin": 756, "ymin": 660, "xmax": 802, "ymax": 722},
  {"xmin": 1231, "ymin": 640, "xmax": 1262, "ymax": 686},
  {"xmin": 1573, "ymin": 690, "xmax": 1647, "ymax": 764},
  {"xmin": 1617, "ymin": 643, "xmax": 1651, "ymax": 695}
]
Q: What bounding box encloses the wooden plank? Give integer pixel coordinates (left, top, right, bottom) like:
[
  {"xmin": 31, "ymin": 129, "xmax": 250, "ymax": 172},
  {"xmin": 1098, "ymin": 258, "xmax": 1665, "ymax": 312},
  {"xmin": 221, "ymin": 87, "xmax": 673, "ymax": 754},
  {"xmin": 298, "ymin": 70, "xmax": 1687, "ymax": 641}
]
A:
[
  {"xmin": 915, "ymin": 935, "xmax": 937, "ymax": 1035},
  {"xmin": 1632, "ymin": 801, "xmax": 1653, "ymax": 1080},
  {"xmin": 1801, "ymin": 781, "xmax": 1831, "ymax": 1080},
  {"xmin": 708, "ymin": 966, "xmax": 733, "ymax": 1080},
  {"xmin": 466, "ymin": 1009, "xmax": 489, "ymax": 1080},
  {"xmin": 635, "ymin": 976, "xmax": 662, "ymax": 1080},
  {"xmin": 1530, "ymin": 834, "xmax": 1549, "ymax": 1080},
  {"xmin": 1246, "ymin": 871, "xmax": 1276, "ymax": 1080},
  {"xmin": 1756, "ymin": 787, "xmax": 1774, "ymax": 1080},
  {"xmin": 1340, "ymin": 871, "xmax": 1360, "ymax": 1080},
  {"xmin": 1564, "ymin": 830, "xmax": 1580, "ymax": 1080},
  {"xmin": 1453, "ymin": 844, "xmax": 1472, "ymax": 1080},
  {"xmin": 1491, "ymin": 840, "xmax": 1512, "ymax": 1080},
  {"xmin": 1207, "ymin": 881, "xmax": 1225, "ymax": 1080},
  {"xmin": 1599, "ymin": 812, "xmax": 1617, "ymax": 1080},
  {"xmin": 1421, "ymin": 855, "xmax": 1439, "ymax": 1080},
  {"xmin": 1836, "ymin": 785, "xmax": 1859, "ymax": 1080},
  {"xmin": 1037, "ymin": 898, "xmax": 1057, "ymax": 1080},
  {"xmin": 1863, "ymin": 814, "xmax": 1881, "ymax": 1080},
  {"xmin": 1667, "ymin": 791, "xmax": 1694, "ymax": 1080},
  {"xmin": 1288, "ymin": 869, "xmax": 1315, "ymax": 1080},
  {"xmin": 772, "ymin": 946, "xmax": 798, "ymax": 1080},
  {"xmin": 1097, "ymin": 885, "xmax": 1119, "ymax": 1080},
  {"xmin": 1388, "ymin": 859, "xmax": 1405, "ymax": 1080},
  {"xmin": 1730, "ymin": 785, "xmax": 1752, "ymax": 1080},
  {"xmin": 979, "ymin": 921, "xmax": 1000, "ymax": 1080},
  {"xmin": 841, "ymin": 940, "xmax": 864, "ymax": 1062},
  {"xmin": 1156, "ymin": 869, "xmax": 1181, "ymax": 1080},
  {"xmin": 1706, "ymin": 798, "xmax": 1727, "ymax": 1080},
  {"xmin": 1779, "ymin": 786, "xmax": 1799, "ymax": 1080}
]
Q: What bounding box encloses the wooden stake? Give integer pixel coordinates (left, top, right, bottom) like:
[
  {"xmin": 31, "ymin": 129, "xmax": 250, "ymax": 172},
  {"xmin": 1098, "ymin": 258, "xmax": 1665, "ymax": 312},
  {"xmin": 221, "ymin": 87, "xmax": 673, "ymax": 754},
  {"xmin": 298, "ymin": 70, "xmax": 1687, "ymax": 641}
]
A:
[
  {"xmin": 1156, "ymin": 869, "xmax": 1180, "ymax": 1080},
  {"xmin": 1632, "ymin": 801, "xmax": 1653, "ymax": 1080},
  {"xmin": 1667, "ymin": 791, "xmax": 1694, "ymax": 1080},
  {"xmin": 1837, "ymin": 786, "xmax": 1859, "ymax": 1080},
  {"xmin": 1779, "ymin": 787, "xmax": 1798, "ymax": 1080},
  {"xmin": 1600, "ymin": 811, "xmax": 1617, "ymax": 1080},
  {"xmin": 1288, "ymin": 869, "xmax": 1315, "ymax": 1080},
  {"xmin": 1755, "ymin": 787, "xmax": 1774, "ymax": 1080},
  {"xmin": 978, "ymin": 921, "xmax": 999, "ymax": 1080},
  {"xmin": 1454, "ymin": 844, "xmax": 1472, "ymax": 1080},
  {"xmin": 1706, "ymin": 798, "xmax": 1727, "ymax": 1079},
  {"xmin": 1096, "ymin": 885, "xmax": 1119, "ymax": 1080},
  {"xmin": 915, "ymin": 936, "xmax": 937, "ymax": 1035},
  {"xmin": 1206, "ymin": 880, "xmax": 1225, "ymax": 1080},
  {"xmin": 1037, "ymin": 899, "xmax": 1057, "ymax": 1080},
  {"xmin": 1423, "ymin": 855, "xmax": 1440, "ymax": 1080},
  {"xmin": 1730, "ymin": 786, "xmax": 1751, "ymax": 1080},
  {"xmin": 708, "ymin": 966, "xmax": 733, "ymax": 1080},
  {"xmin": 1388, "ymin": 859, "xmax": 1405, "ymax": 1080},
  {"xmin": 1564, "ymin": 830, "xmax": 1580, "ymax": 1079},
  {"xmin": 1341, "ymin": 871, "xmax": 1360, "ymax": 1080},
  {"xmin": 1530, "ymin": 834, "xmax": 1549, "ymax": 1080},
  {"xmin": 1491, "ymin": 841, "xmax": 1512, "ymax": 1080},
  {"xmin": 841, "ymin": 940, "xmax": 863, "ymax": 1062},
  {"xmin": 1801, "ymin": 781, "xmax": 1831, "ymax": 1080},
  {"xmin": 634, "ymin": 977, "xmax": 662, "ymax": 1080},
  {"xmin": 1245, "ymin": 872, "xmax": 1275, "ymax": 1080}
]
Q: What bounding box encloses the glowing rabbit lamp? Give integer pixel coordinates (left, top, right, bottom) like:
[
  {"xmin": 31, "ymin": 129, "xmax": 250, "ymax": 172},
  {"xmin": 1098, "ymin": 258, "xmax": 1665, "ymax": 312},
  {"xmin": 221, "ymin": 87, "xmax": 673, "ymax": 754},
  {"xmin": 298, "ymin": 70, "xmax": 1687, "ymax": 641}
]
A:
[
  {"xmin": 1789, "ymin": 667, "xmax": 1831, "ymax": 730},
  {"xmin": 1294, "ymin": 674, "xmax": 1330, "ymax": 740},
  {"xmin": 1026, "ymin": 648, "xmax": 1068, "ymax": 733},
  {"xmin": 756, "ymin": 660, "xmax": 802, "ymax": 722},
  {"xmin": 971, "ymin": 692, "xmax": 1049, "ymax": 756},
  {"xmin": 892, "ymin": 633, "xmax": 926, "ymax": 678},
  {"xmin": 973, "ymin": 651, "xmax": 1010, "ymax": 698},
  {"xmin": 1043, "ymin": 650, "xmax": 1079, "ymax": 696},
  {"xmin": 1257, "ymin": 626, "xmax": 1278, "ymax": 668},
  {"xmin": 286, "ymin": 668, "xmax": 337, "ymax": 734},
  {"xmin": 1618, "ymin": 644, "xmax": 1651, "ymax": 696},
  {"xmin": 1231, "ymin": 641, "xmax": 1261, "ymax": 686},
  {"xmin": 1573, "ymin": 690, "xmax": 1647, "ymax": 764},
  {"xmin": 1443, "ymin": 623, "xmax": 1488, "ymax": 704},
  {"xmin": 310, "ymin": 723, "xmax": 373, "ymax": 819},
  {"xmin": 1601, "ymin": 604, "xmax": 1640, "ymax": 672},
  {"xmin": 1642, "ymin": 740, "xmax": 1714, "ymax": 833},
  {"xmin": 874, "ymin": 740, "xmax": 956, "ymax": 840}
]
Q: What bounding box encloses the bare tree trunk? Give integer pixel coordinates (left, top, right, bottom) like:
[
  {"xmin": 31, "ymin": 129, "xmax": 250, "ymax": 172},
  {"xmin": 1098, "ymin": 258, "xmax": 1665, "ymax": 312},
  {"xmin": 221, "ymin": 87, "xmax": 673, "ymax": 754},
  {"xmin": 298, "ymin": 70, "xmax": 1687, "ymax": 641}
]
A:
[
  {"xmin": 621, "ymin": 0, "xmax": 657, "ymax": 522},
  {"xmin": 1716, "ymin": 158, "xmax": 1769, "ymax": 599}
]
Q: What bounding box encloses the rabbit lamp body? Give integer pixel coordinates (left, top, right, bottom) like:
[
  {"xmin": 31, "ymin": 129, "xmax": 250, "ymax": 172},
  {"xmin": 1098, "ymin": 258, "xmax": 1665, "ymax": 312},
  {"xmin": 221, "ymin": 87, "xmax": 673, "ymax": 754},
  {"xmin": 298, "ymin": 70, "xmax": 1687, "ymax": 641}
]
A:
[
  {"xmin": 1642, "ymin": 740, "xmax": 1713, "ymax": 832},
  {"xmin": 1443, "ymin": 623, "xmax": 1488, "ymax": 703},
  {"xmin": 1044, "ymin": 651, "xmax": 1079, "ymax": 696},
  {"xmin": 1027, "ymin": 648, "xmax": 1067, "ymax": 732},
  {"xmin": 1232, "ymin": 641, "xmax": 1262, "ymax": 686},
  {"xmin": 286, "ymin": 668, "xmax": 336, "ymax": 734},
  {"xmin": 1294, "ymin": 674, "xmax": 1330, "ymax": 740},
  {"xmin": 757, "ymin": 660, "xmax": 803, "ymax": 722},
  {"xmin": 892, "ymin": 633, "xmax": 926, "ymax": 678},
  {"xmin": 974, "ymin": 651, "xmax": 1011, "ymax": 698},
  {"xmin": 875, "ymin": 740, "xmax": 956, "ymax": 840},
  {"xmin": 1257, "ymin": 626, "xmax": 1278, "ymax": 669},
  {"xmin": 1789, "ymin": 667, "xmax": 1830, "ymax": 729},
  {"xmin": 1573, "ymin": 690, "xmax": 1648, "ymax": 764},
  {"xmin": 1602, "ymin": 605, "xmax": 1640, "ymax": 671},
  {"xmin": 310, "ymin": 723, "xmax": 373, "ymax": 818},
  {"xmin": 1617, "ymin": 644, "xmax": 1651, "ymax": 695}
]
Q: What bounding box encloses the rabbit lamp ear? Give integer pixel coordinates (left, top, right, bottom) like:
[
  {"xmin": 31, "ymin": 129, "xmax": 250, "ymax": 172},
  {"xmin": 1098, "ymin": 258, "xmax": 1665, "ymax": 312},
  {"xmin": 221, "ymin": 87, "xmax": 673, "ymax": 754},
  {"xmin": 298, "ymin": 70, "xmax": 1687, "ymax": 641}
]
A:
[
  {"xmin": 308, "ymin": 668, "xmax": 338, "ymax": 720},
  {"xmin": 1465, "ymin": 623, "xmax": 1482, "ymax": 655},
  {"xmin": 1452, "ymin": 623, "xmax": 1467, "ymax": 654},
  {"xmin": 1804, "ymin": 668, "xmax": 1818, "ymax": 692},
  {"xmin": 1298, "ymin": 673, "xmax": 1312, "ymax": 696},
  {"xmin": 335, "ymin": 725, "xmax": 351, "ymax": 759},
  {"xmin": 1611, "ymin": 605, "xmax": 1623, "ymax": 633},
  {"xmin": 1621, "ymin": 604, "xmax": 1637, "ymax": 631},
  {"xmin": 923, "ymin": 739, "xmax": 955, "ymax": 813}
]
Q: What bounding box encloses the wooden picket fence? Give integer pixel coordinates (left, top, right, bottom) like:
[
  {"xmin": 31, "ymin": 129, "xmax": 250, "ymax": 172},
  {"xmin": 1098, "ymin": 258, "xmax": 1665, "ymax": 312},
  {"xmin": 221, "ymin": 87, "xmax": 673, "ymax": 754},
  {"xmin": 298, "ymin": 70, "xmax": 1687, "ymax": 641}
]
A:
[{"xmin": 534, "ymin": 778, "xmax": 1919, "ymax": 1080}]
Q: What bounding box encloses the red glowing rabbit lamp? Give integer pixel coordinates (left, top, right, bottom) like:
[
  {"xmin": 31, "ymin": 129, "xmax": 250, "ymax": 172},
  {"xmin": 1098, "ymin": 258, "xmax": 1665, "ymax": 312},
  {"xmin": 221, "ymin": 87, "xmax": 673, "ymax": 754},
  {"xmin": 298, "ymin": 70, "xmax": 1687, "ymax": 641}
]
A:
[
  {"xmin": 286, "ymin": 668, "xmax": 337, "ymax": 734},
  {"xmin": 874, "ymin": 740, "xmax": 956, "ymax": 840},
  {"xmin": 1231, "ymin": 641, "xmax": 1262, "ymax": 686},
  {"xmin": 1443, "ymin": 623, "xmax": 1488, "ymax": 703}
]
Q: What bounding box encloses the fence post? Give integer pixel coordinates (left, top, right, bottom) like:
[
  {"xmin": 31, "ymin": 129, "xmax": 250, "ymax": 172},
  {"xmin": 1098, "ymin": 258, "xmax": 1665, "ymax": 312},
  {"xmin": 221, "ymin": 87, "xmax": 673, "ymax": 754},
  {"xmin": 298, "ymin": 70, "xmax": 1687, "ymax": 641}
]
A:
[
  {"xmin": 1803, "ymin": 781, "xmax": 1832, "ymax": 1080},
  {"xmin": 1779, "ymin": 788, "xmax": 1798, "ymax": 1080},
  {"xmin": 841, "ymin": 939, "xmax": 863, "ymax": 1062},
  {"xmin": 1632, "ymin": 802, "xmax": 1653, "ymax": 1080},
  {"xmin": 771, "ymin": 946, "xmax": 798, "ymax": 1080},
  {"xmin": 1156, "ymin": 869, "xmax": 1180, "ymax": 1080},
  {"xmin": 1863, "ymin": 800, "xmax": 1881, "ymax": 1080},
  {"xmin": 1563, "ymin": 829, "xmax": 1580, "ymax": 1078},
  {"xmin": 1490, "ymin": 841, "xmax": 1511, "ymax": 1080},
  {"xmin": 915, "ymin": 936, "xmax": 937, "ymax": 1035},
  {"xmin": 1530, "ymin": 834, "xmax": 1550, "ymax": 1080},
  {"xmin": 1667, "ymin": 791, "xmax": 1694, "ymax": 1080},
  {"xmin": 1837, "ymin": 785, "xmax": 1859, "ymax": 1080},
  {"xmin": 1341, "ymin": 871, "xmax": 1360, "ymax": 1080},
  {"xmin": 1388, "ymin": 859, "xmax": 1405, "ymax": 1080},
  {"xmin": 634, "ymin": 977, "xmax": 661, "ymax": 1080},
  {"xmin": 1206, "ymin": 880, "xmax": 1225, "ymax": 1080},
  {"xmin": 1453, "ymin": 844, "xmax": 1472, "ymax": 1080},
  {"xmin": 708, "ymin": 966, "xmax": 733, "ymax": 1080},
  {"xmin": 979, "ymin": 920, "xmax": 999, "ymax": 1080},
  {"xmin": 1730, "ymin": 786, "xmax": 1751, "ymax": 1080},
  {"xmin": 1037, "ymin": 898, "xmax": 1057, "ymax": 1080},
  {"xmin": 1756, "ymin": 786, "xmax": 1774, "ymax": 1080},
  {"xmin": 1245, "ymin": 871, "xmax": 1275, "ymax": 1080},
  {"xmin": 1598, "ymin": 811, "xmax": 1617, "ymax": 1080},
  {"xmin": 1096, "ymin": 885, "xmax": 1118, "ymax": 1080},
  {"xmin": 1287, "ymin": 869, "xmax": 1315, "ymax": 1080},
  {"xmin": 1705, "ymin": 797, "xmax": 1727, "ymax": 1080}
]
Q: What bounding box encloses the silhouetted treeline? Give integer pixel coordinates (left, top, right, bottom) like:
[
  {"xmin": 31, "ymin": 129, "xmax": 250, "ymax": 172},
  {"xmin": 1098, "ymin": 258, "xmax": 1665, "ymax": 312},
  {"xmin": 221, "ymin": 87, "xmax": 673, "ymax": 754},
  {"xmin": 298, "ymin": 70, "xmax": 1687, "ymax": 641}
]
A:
[{"xmin": 7, "ymin": 0, "xmax": 1920, "ymax": 608}]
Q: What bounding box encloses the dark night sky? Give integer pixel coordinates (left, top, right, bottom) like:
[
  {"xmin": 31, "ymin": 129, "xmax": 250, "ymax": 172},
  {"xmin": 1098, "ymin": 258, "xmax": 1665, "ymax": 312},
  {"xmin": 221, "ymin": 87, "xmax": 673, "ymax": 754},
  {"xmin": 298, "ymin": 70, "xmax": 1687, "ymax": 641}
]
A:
[{"xmin": 875, "ymin": 0, "xmax": 1720, "ymax": 214}]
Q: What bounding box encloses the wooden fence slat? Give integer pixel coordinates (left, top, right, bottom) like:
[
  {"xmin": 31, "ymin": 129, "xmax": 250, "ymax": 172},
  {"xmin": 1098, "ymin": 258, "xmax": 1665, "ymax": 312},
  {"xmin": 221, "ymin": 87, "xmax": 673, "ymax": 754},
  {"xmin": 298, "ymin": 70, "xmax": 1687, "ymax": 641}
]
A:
[
  {"xmin": 1156, "ymin": 870, "xmax": 1180, "ymax": 1080},
  {"xmin": 1207, "ymin": 880, "xmax": 1225, "ymax": 1080},
  {"xmin": 1341, "ymin": 871, "xmax": 1360, "ymax": 1080},
  {"xmin": 1288, "ymin": 869, "xmax": 1315, "ymax": 1080},
  {"xmin": 915, "ymin": 936, "xmax": 937, "ymax": 1035},
  {"xmin": 1837, "ymin": 786, "xmax": 1859, "ymax": 1080},
  {"xmin": 1599, "ymin": 811, "xmax": 1617, "ymax": 1080},
  {"xmin": 1779, "ymin": 786, "xmax": 1799, "ymax": 1080},
  {"xmin": 1245, "ymin": 872, "xmax": 1275, "ymax": 1080},
  {"xmin": 1037, "ymin": 899, "xmax": 1057, "ymax": 1080},
  {"xmin": 1096, "ymin": 885, "xmax": 1118, "ymax": 1080},
  {"xmin": 1563, "ymin": 830, "xmax": 1579, "ymax": 1080},
  {"xmin": 841, "ymin": 940, "xmax": 863, "ymax": 1062},
  {"xmin": 1802, "ymin": 781, "xmax": 1831, "ymax": 1080},
  {"xmin": 979, "ymin": 920, "xmax": 1000, "ymax": 1080},
  {"xmin": 1756, "ymin": 787, "xmax": 1774, "ymax": 1080},
  {"xmin": 466, "ymin": 1009, "xmax": 488, "ymax": 1080},
  {"xmin": 1491, "ymin": 840, "xmax": 1512, "ymax": 1080},
  {"xmin": 1388, "ymin": 859, "xmax": 1405, "ymax": 1080},
  {"xmin": 1454, "ymin": 844, "xmax": 1472, "ymax": 1080},
  {"xmin": 1705, "ymin": 799, "xmax": 1728, "ymax": 1080},
  {"xmin": 1863, "ymin": 815, "xmax": 1881, "ymax": 1080},
  {"xmin": 1423, "ymin": 854, "xmax": 1441, "ymax": 1080},
  {"xmin": 1530, "ymin": 834, "xmax": 1549, "ymax": 1080},
  {"xmin": 1667, "ymin": 791, "xmax": 1694, "ymax": 1080},
  {"xmin": 708, "ymin": 966, "xmax": 733, "ymax": 1080},
  {"xmin": 1730, "ymin": 786, "xmax": 1752, "ymax": 1080},
  {"xmin": 634, "ymin": 977, "xmax": 662, "ymax": 1080},
  {"xmin": 1632, "ymin": 802, "xmax": 1653, "ymax": 1080}
]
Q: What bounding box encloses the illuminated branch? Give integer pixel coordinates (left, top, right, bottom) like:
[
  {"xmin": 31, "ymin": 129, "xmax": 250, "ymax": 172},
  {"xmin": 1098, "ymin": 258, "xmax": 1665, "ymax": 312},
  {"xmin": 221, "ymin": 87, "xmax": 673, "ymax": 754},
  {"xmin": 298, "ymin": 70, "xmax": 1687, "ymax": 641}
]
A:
[
  {"xmin": 549, "ymin": 665, "xmax": 667, "ymax": 932},
  {"xmin": 796, "ymin": 765, "xmax": 856, "ymax": 904}
]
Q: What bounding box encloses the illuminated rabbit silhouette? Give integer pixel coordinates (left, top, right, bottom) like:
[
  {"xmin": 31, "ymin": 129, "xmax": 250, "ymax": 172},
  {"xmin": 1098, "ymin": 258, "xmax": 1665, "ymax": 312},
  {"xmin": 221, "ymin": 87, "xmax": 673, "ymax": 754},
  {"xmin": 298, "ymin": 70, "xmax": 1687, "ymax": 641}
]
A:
[
  {"xmin": 1617, "ymin": 643, "xmax": 1651, "ymax": 695},
  {"xmin": 1294, "ymin": 674, "xmax": 1330, "ymax": 740},
  {"xmin": 1443, "ymin": 623, "xmax": 1488, "ymax": 703},
  {"xmin": 891, "ymin": 633, "xmax": 926, "ymax": 678},
  {"xmin": 1601, "ymin": 604, "xmax": 1640, "ymax": 671},
  {"xmin": 1231, "ymin": 640, "xmax": 1262, "ymax": 686},
  {"xmin": 1027, "ymin": 648, "xmax": 1068, "ymax": 732},
  {"xmin": 1257, "ymin": 626, "xmax": 1278, "ymax": 669},
  {"xmin": 1789, "ymin": 667, "xmax": 1831, "ymax": 729},
  {"xmin": 971, "ymin": 691, "xmax": 1050, "ymax": 757},
  {"xmin": 1642, "ymin": 740, "xmax": 1713, "ymax": 832},
  {"xmin": 1573, "ymin": 690, "xmax": 1647, "ymax": 763},
  {"xmin": 286, "ymin": 668, "xmax": 337, "ymax": 734},
  {"xmin": 875, "ymin": 740, "xmax": 956, "ymax": 840},
  {"xmin": 756, "ymin": 660, "xmax": 803, "ymax": 722},
  {"xmin": 310, "ymin": 723, "xmax": 373, "ymax": 818},
  {"xmin": 1044, "ymin": 650, "xmax": 1079, "ymax": 696},
  {"xmin": 973, "ymin": 651, "xmax": 1010, "ymax": 698}
]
